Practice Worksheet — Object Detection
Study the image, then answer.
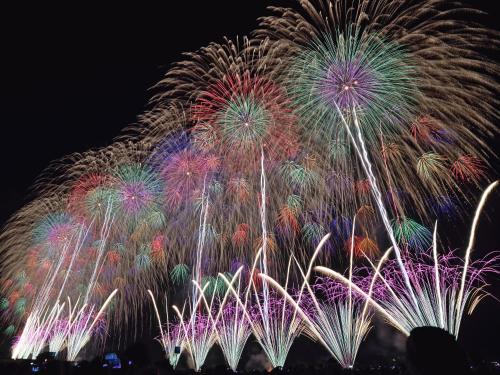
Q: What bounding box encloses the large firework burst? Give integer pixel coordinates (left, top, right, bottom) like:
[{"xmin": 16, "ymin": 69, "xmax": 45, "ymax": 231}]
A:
[{"xmin": 0, "ymin": 0, "xmax": 498, "ymax": 364}]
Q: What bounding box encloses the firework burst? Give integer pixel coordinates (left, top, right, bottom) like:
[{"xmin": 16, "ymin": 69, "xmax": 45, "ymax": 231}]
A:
[
  {"xmin": 316, "ymin": 182, "xmax": 499, "ymax": 338},
  {"xmin": 0, "ymin": 0, "xmax": 498, "ymax": 363}
]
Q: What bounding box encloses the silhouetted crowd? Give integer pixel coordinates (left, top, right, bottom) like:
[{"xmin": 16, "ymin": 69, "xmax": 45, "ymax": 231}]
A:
[
  {"xmin": 1, "ymin": 358, "xmax": 500, "ymax": 375},
  {"xmin": 2, "ymin": 328, "xmax": 500, "ymax": 375}
]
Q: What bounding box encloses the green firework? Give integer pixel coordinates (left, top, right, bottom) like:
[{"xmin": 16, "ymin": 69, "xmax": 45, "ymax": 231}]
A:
[
  {"xmin": 14, "ymin": 298, "xmax": 26, "ymax": 316},
  {"xmin": 220, "ymin": 95, "xmax": 269, "ymax": 148},
  {"xmin": 391, "ymin": 217, "xmax": 432, "ymax": 252},
  {"xmin": 288, "ymin": 29, "xmax": 419, "ymax": 145},
  {"xmin": 302, "ymin": 222, "xmax": 327, "ymax": 244},
  {"xmin": 416, "ymin": 152, "xmax": 448, "ymax": 182},
  {"xmin": 0, "ymin": 297, "xmax": 8, "ymax": 311},
  {"xmin": 280, "ymin": 161, "xmax": 319, "ymax": 191},
  {"xmin": 170, "ymin": 264, "xmax": 190, "ymax": 285},
  {"xmin": 286, "ymin": 194, "xmax": 303, "ymax": 212},
  {"xmin": 4, "ymin": 325, "xmax": 15, "ymax": 337}
]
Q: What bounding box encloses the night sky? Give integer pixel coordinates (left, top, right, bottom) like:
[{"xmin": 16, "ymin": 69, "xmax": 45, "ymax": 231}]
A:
[{"xmin": 0, "ymin": 1, "xmax": 499, "ymax": 364}]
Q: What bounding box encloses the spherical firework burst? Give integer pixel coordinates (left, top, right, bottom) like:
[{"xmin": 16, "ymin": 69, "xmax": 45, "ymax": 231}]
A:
[
  {"xmin": 289, "ymin": 30, "xmax": 418, "ymax": 143},
  {"xmin": 192, "ymin": 72, "xmax": 299, "ymax": 170},
  {"xmin": 114, "ymin": 164, "xmax": 163, "ymax": 219},
  {"xmin": 257, "ymin": 0, "xmax": 498, "ymax": 220}
]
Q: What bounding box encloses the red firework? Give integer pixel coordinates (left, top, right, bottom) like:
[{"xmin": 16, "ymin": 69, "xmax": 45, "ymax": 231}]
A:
[
  {"xmin": 232, "ymin": 223, "xmax": 250, "ymax": 247},
  {"xmin": 253, "ymin": 235, "xmax": 278, "ymax": 253},
  {"xmin": 277, "ymin": 206, "xmax": 300, "ymax": 236},
  {"xmin": 355, "ymin": 179, "xmax": 371, "ymax": 196},
  {"xmin": 192, "ymin": 72, "xmax": 300, "ymax": 170},
  {"xmin": 151, "ymin": 234, "xmax": 166, "ymax": 261},
  {"xmin": 106, "ymin": 250, "xmax": 121, "ymax": 266},
  {"xmin": 68, "ymin": 174, "xmax": 110, "ymax": 217},
  {"xmin": 227, "ymin": 177, "xmax": 251, "ymax": 202},
  {"xmin": 345, "ymin": 236, "xmax": 379, "ymax": 258},
  {"xmin": 451, "ymin": 155, "xmax": 486, "ymax": 182},
  {"xmin": 410, "ymin": 115, "xmax": 443, "ymax": 143}
]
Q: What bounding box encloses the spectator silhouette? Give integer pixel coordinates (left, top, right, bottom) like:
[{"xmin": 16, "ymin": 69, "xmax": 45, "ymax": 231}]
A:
[{"xmin": 406, "ymin": 326, "xmax": 470, "ymax": 375}]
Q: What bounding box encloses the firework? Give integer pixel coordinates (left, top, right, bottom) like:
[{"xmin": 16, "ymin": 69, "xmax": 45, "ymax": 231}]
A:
[
  {"xmin": 0, "ymin": 0, "xmax": 498, "ymax": 363},
  {"xmin": 261, "ymin": 224, "xmax": 380, "ymax": 368},
  {"xmin": 170, "ymin": 264, "xmax": 190, "ymax": 286},
  {"xmin": 192, "ymin": 71, "xmax": 299, "ymax": 171},
  {"xmin": 198, "ymin": 269, "xmax": 251, "ymax": 372},
  {"xmin": 11, "ymin": 300, "xmax": 65, "ymax": 359},
  {"xmin": 316, "ymin": 182, "xmax": 499, "ymax": 338},
  {"xmin": 66, "ymin": 289, "xmax": 117, "ymax": 361},
  {"xmin": 391, "ymin": 218, "xmax": 432, "ymax": 253},
  {"xmin": 147, "ymin": 290, "xmax": 185, "ymax": 368},
  {"xmin": 256, "ymin": 0, "xmax": 497, "ymax": 220},
  {"xmin": 254, "ymin": 3, "xmax": 498, "ymax": 335},
  {"xmin": 220, "ymin": 250, "xmax": 305, "ymax": 370},
  {"xmin": 451, "ymin": 155, "xmax": 487, "ymax": 184},
  {"xmin": 48, "ymin": 315, "xmax": 71, "ymax": 354},
  {"xmin": 173, "ymin": 281, "xmax": 217, "ymax": 372},
  {"xmin": 214, "ymin": 297, "xmax": 252, "ymax": 372}
]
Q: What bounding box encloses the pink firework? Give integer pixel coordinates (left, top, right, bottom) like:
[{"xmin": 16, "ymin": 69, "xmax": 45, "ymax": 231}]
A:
[{"xmin": 161, "ymin": 149, "xmax": 215, "ymax": 209}]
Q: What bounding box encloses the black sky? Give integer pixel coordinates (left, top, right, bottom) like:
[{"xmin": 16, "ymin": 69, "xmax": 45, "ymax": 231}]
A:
[
  {"xmin": 0, "ymin": 1, "xmax": 287, "ymax": 224},
  {"xmin": 0, "ymin": 0, "xmax": 499, "ymax": 362}
]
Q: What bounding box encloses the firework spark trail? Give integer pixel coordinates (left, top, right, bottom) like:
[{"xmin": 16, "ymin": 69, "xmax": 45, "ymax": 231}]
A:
[
  {"xmin": 48, "ymin": 319, "xmax": 69, "ymax": 354},
  {"xmin": 432, "ymin": 222, "xmax": 444, "ymax": 328},
  {"xmin": 259, "ymin": 147, "xmax": 270, "ymax": 332},
  {"xmin": 30, "ymin": 303, "xmax": 64, "ymax": 359},
  {"xmin": 66, "ymin": 289, "xmax": 117, "ymax": 361},
  {"xmin": 454, "ymin": 180, "xmax": 498, "ymax": 335},
  {"xmin": 193, "ymin": 176, "xmax": 209, "ymax": 308},
  {"xmin": 83, "ymin": 200, "xmax": 116, "ymax": 306},
  {"xmin": 148, "ymin": 290, "xmax": 169, "ymax": 358},
  {"xmin": 260, "ymin": 220, "xmax": 389, "ymax": 368},
  {"xmin": 173, "ymin": 281, "xmax": 217, "ymax": 371},
  {"xmin": 212, "ymin": 276, "xmax": 252, "ymax": 371},
  {"xmin": 24, "ymin": 189, "xmax": 114, "ymax": 330},
  {"xmin": 335, "ymin": 104, "xmax": 418, "ymax": 309},
  {"xmin": 148, "ymin": 269, "xmax": 247, "ymax": 370},
  {"xmin": 214, "ymin": 302, "xmax": 252, "ymax": 371},
  {"xmin": 49, "ymin": 296, "xmax": 83, "ymax": 355},
  {"xmin": 220, "ymin": 147, "xmax": 303, "ymax": 369},
  {"xmin": 11, "ymin": 299, "xmax": 66, "ymax": 359},
  {"xmin": 219, "ymin": 248, "xmax": 303, "ymax": 369},
  {"xmin": 287, "ymin": 233, "xmax": 332, "ymax": 329},
  {"xmin": 48, "ymin": 297, "xmax": 76, "ymax": 354},
  {"xmin": 30, "ymin": 229, "xmax": 78, "ymax": 321},
  {"xmin": 55, "ymin": 220, "xmax": 94, "ymax": 303},
  {"xmin": 253, "ymin": 258, "xmax": 303, "ymax": 369},
  {"xmin": 147, "ymin": 290, "xmax": 185, "ymax": 368},
  {"xmin": 316, "ymin": 181, "xmax": 498, "ymax": 337},
  {"xmin": 313, "ymin": 266, "xmax": 410, "ymax": 336}
]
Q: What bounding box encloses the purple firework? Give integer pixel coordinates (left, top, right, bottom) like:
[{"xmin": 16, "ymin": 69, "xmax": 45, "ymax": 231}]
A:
[{"xmin": 319, "ymin": 58, "xmax": 375, "ymax": 110}]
